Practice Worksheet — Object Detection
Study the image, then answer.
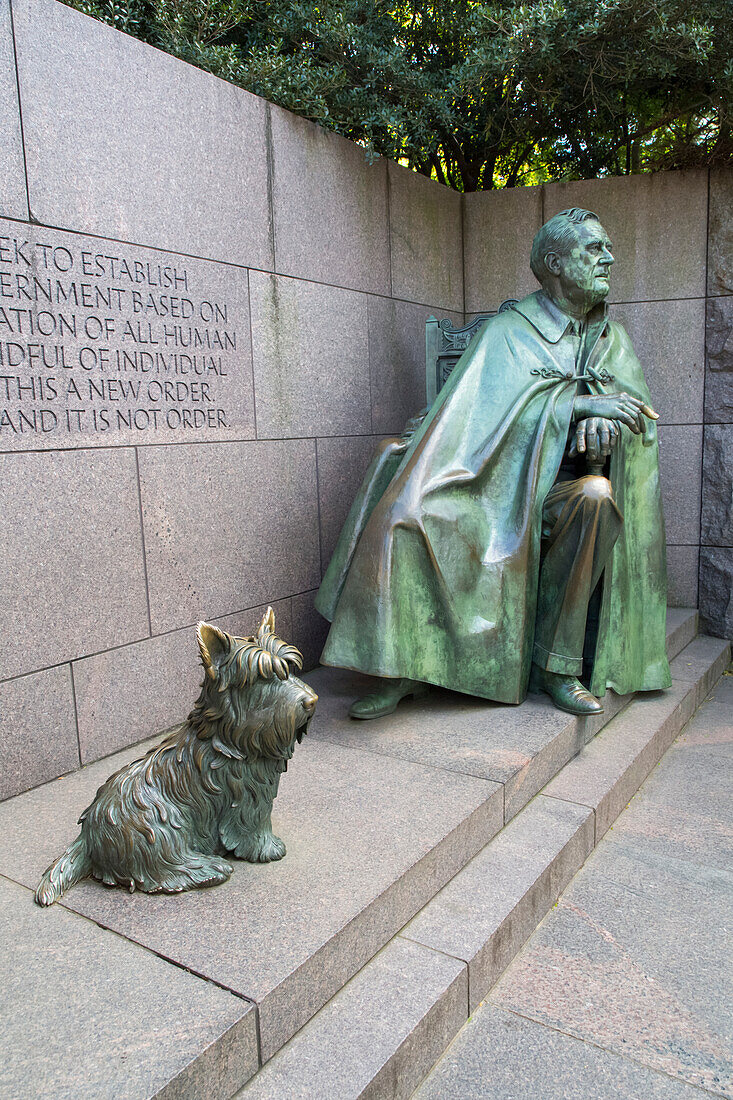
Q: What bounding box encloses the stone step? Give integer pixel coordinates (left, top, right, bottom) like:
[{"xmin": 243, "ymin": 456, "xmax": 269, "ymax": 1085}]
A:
[
  {"xmin": 0, "ymin": 609, "xmax": 707, "ymax": 1097},
  {"xmin": 308, "ymin": 607, "xmax": 698, "ymax": 824},
  {"xmin": 238, "ymin": 629, "xmax": 728, "ymax": 1100}
]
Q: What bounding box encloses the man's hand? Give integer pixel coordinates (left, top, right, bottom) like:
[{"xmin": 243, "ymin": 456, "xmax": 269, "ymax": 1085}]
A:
[
  {"xmin": 573, "ymin": 392, "xmax": 658, "ymax": 434},
  {"xmin": 570, "ymin": 417, "xmax": 618, "ymax": 463}
]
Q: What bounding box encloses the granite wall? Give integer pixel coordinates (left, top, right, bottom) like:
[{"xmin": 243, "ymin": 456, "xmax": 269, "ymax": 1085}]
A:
[
  {"xmin": 702, "ymin": 170, "xmax": 733, "ymax": 639},
  {"xmin": 0, "ymin": 0, "xmax": 727, "ymax": 803},
  {"xmin": 0, "ymin": 0, "xmax": 462, "ymax": 800}
]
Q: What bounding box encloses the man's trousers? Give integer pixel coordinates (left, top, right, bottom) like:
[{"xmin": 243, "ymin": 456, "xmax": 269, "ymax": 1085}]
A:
[{"xmin": 532, "ymin": 475, "xmax": 623, "ymax": 676}]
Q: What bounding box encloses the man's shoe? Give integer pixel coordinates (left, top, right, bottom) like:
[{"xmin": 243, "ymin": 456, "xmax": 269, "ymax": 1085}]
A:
[
  {"xmin": 531, "ymin": 665, "xmax": 603, "ymax": 717},
  {"xmin": 349, "ymin": 678, "xmax": 427, "ymax": 720}
]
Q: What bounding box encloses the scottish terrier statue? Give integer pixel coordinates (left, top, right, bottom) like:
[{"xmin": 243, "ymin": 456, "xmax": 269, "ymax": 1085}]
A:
[{"xmin": 35, "ymin": 608, "xmax": 317, "ymax": 905}]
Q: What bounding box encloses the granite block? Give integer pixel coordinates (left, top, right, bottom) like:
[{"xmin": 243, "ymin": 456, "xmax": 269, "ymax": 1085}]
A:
[
  {"xmin": 291, "ymin": 589, "xmax": 329, "ymax": 673},
  {"xmin": 368, "ymin": 296, "xmax": 462, "ymax": 434},
  {"xmin": 416, "ymin": 1002, "xmax": 714, "ymax": 1100},
  {"xmin": 249, "ymin": 273, "xmax": 371, "ymax": 438},
  {"xmin": 403, "ymin": 796, "xmax": 593, "ymax": 1011},
  {"xmin": 307, "ymin": 665, "xmax": 588, "ymax": 822},
  {"xmin": 0, "ymin": 735, "xmax": 500, "ymax": 1062},
  {"xmin": 270, "ymin": 105, "xmax": 390, "ymax": 294},
  {"xmin": 0, "ymin": 448, "xmax": 149, "ymax": 679},
  {"xmin": 704, "ymin": 296, "xmax": 733, "ymax": 424},
  {"xmin": 701, "ymin": 424, "xmax": 733, "ymax": 545},
  {"xmin": 388, "ymin": 162, "xmax": 463, "ymax": 311},
  {"xmin": 699, "ymin": 547, "xmax": 733, "ymax": 638},
  {"xmin": 492, "ymin": 849, "xmax": 733, "ymax": 1096},
  {"xmin": 316, "ymin": 434, "xmax": 386, "ymax": 572},
  {"xmin": 12, "ymin": 0, "xmax": 272, "ymax": 269},
  {"xmin": 73, "ymin": 599, "xmax": 292, "ymax": 764},
  {"xmin": 665, "ymin": 607, "xmax": 699, "ymax": 661},
  {"xmin": 463, "ymin": 186, "xmax": 543, "ymax": 313},
  {"xmin": 669, "ymin": 634, "xmax": 730, "ymax": 706},
  {"xmin": 678, "ymin": 673, "xmax": 733, "ymax": 756},
  {"xmin": 0, "ymin": 0, "xmax": 26, "ymax": 219},
  {"xmin": 657, "ymin": 424, "xmax": 702, "ymax": 545},
  {"xmin": 610, "ymin": 299, "xmax": 705, "ymax": 425},
  {"xmin": 708, "ymin": 168, "xmax": 733, "ymax": 296},
  {"xmin": 0, "ymin": 217, "xmax": 255, "ymax": 450},
  {"xmin": 0, "ymin": 665, "xmax": 78, "ymax": 801},
  {"xmin": 138, "ymin": 438, "xmax": 319, "ymax": 633},
  {"xmin": 545, "ymin": 679, "xmax": 698, "ymax": 841},
  {"xmin": 666, "ymin": 544, "xmax": 699, "ymax": 607},
  {"xmin": 606, "ymin": 735, "xmax": 733, "ymax": 876},
  {"xmin": 0, "ymin": 877, "xmax": 257, "ymax": 1100},
  {"xmin": 239, "ymin": 937, "xmax": 466, "ymax": 1099},
  {"xmin": 544, "ymin": 171, "xmax": 708, "ymax": 302}
]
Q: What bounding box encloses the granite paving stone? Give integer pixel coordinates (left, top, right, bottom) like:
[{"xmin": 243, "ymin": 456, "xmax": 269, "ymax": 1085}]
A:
[
  {"xmin": 701, "ymin": 424, "xmax": 733, "ymax": 545},
  {"xmin": 249, "ymin": 272, "xmax": 372, "ymax": 438},
  {"xmin": 665, "ymin": 607, "xmax": 698, "ymax": 659},
  {"xmin": 657, "ymin": 424, "xmax": 703, "ymax": 546},
  {"xmin": 463, "ymin": 186, "xmax": 543, "ymax": 313},
  {"xmin": 0, "ymin": 665, "xmax": 79, "ymax": 800},
  {"xmin": 0, "ymin": 734, "xmax": 501, "ymax": 1062},
  {"xmin": 270, "ymin": 104, "xmax": 390, "ymax": 295},
  {"xmin": 415, "ymin": 1003, "xmax": 713, "ymax": 1100},
  {"xmin": 12, "ymin": 0, "xmax": 272, "ymax": 268},
  {"xmin": 708, "ymin": 168, "xmax": 733, "ymax": 296},
  {"xmin": 611, "ymin": 299, "xmax": 705, "ymax": 425},
  {"xmin": 699, "ymin": 547, "xmax": 733, "ymax": 639},
  {"xmin": 704, "ymin": 296, "xmax": 733, "ymax": 424},
  {"xmin": 367, "ymin": 296, "xmax": 462, "ymax": 435},
  {"xmin": 307, "ymin": 665, "xmax": 585, "ymax": 822},
  {"xmin": 669, "ymin": 634, "xmax": 731, "ymax": 705},
  {"xmin": 138, "ymin": 438, "xmax": 320, "ymax": 633},
  {"xmin": 402, "ymin": 796, "xmax": 593, "ymax": 1011},
  {"xmin": 544, "ymin": 678, "xmax": 698, "ymax": 841},
  {"xmin": 238, "ymin": 937, "xmax": 467, "ymax": 1099},
  {"xmin": 544, "ymin": 171, "xmax": 708, "ymax": 302},
  {"xmin": 0, "ymin": 448, "xmax": 149, "ymax": 680},
  {"xmin": 677, "ymin": 672, "xmax": 733, "ymax": 756},
  {"xmin": 388, "ymin": 162, "xmax": 463, "ymax": 312},
  {"xmin": 667, "ymin": 544, "xmax": 700, "ymax": 608},
  {"xmin": 0, "ymin": 877, "xmax": 257, "ymax": 1100},
  {"xmin": 0, "ymin": 0, "xmax": 27, "ymax": 219},
  {"xmin": 491, "ymin": 690, "xmax": 733, "ymax": 1098},
  {"xmin": 73, "ymin": 598, "xmax": 292, "ymax": 764}
]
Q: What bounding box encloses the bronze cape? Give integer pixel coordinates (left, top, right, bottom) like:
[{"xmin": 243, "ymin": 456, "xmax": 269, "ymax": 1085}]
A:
[{"xmin": 316, "ymin": 291, "xmax": 671, "ymax": 703}]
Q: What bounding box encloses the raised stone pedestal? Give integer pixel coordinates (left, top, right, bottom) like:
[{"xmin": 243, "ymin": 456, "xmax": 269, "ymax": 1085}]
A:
[{"xmin": 0, "ymin": 608, "xmax": 728, "ymax": 1099}]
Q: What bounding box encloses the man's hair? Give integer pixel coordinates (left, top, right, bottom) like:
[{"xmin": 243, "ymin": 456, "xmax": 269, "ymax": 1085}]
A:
[{"xmin": 530, "ymin": 208, "xmax": 600, "ymax": 283}]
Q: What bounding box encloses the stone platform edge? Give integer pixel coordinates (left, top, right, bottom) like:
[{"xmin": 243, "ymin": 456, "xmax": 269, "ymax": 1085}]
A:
[{"xmin": 239, "ymin": 629, "xmax": 730, "ymax": 1099}]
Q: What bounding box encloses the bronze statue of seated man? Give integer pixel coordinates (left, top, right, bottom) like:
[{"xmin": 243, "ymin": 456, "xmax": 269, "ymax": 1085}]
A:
[{"xmin": 316, "ymin": 208, "xmax": 671, "ymax": 718}]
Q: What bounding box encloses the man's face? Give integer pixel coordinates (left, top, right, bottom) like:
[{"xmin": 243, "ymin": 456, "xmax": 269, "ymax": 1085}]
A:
[{"xmin": 552, "ymin": 221, "xmax": 614, "ymax": 311}]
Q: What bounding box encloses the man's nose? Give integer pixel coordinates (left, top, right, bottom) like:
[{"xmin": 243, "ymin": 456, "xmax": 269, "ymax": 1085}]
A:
[{"xmin": 602, "ymin": 247, "xmax": 614, "ymax": 264}]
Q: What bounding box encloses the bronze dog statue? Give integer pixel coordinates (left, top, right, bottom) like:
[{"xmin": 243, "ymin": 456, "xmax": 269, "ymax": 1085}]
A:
[{"xmin": 36, "ymin": 609, "xmax": 317, "ymax": 905}]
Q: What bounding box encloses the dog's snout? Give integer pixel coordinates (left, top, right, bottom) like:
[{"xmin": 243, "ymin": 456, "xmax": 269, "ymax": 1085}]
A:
[{"xmin": 300, "ymin": 691, "xmax": 318, "ymax": 714}]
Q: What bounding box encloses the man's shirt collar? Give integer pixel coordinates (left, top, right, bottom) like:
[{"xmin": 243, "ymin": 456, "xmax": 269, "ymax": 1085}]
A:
[{"xmin": 513, "ymin": 290, "xmax": 608, "ymax": 343}]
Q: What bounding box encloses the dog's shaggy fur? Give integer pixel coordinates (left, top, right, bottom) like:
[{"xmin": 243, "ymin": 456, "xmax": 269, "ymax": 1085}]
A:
[{"xmin": 35, "ymin": 609, "xmax": 317, "ymax": 905}]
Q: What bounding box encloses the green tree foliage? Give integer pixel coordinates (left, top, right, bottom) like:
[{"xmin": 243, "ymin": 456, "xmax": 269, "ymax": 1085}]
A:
[{"xmin": 66, "ymin": 0, "xmax": 733, "ymax": 190}]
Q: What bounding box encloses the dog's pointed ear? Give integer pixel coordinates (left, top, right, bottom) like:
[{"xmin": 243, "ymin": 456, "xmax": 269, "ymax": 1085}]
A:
[
  {"xmin": 197, "ymin": 622, "xmax": 231, "ymax": 680},
  {"xmin": 256, "ymin": 606, "xmax": 276, "ymax": 643}
]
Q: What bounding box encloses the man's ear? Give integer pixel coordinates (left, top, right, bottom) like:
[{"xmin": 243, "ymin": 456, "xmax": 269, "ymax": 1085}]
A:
[
  {"xmin": 544, "ymin": 251, "xmax": 562, "ymax": 276},
  {"xmin": 197, "ymin": 622, "xmax": 231, "ymax": 680}
]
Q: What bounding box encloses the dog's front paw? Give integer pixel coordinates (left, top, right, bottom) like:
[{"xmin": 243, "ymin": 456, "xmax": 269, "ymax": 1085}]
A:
[
  {"xmin": 257, "ymin": 832, "xmax": 286, "ymax": 862},
  {"xmin": 233, "ymin": 831, "xmax": 286, "ymax": 862}
]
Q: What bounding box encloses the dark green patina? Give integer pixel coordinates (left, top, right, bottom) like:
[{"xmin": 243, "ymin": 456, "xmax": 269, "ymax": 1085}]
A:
[{"xmin": 316, "ymin": 286, "xmax": 670, "ymax": 704}]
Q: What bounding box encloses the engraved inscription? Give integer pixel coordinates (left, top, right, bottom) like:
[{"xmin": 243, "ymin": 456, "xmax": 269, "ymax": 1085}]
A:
[{"xmin": 0, "ymin": 222, "xmax": 254, "ymax": 447}]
